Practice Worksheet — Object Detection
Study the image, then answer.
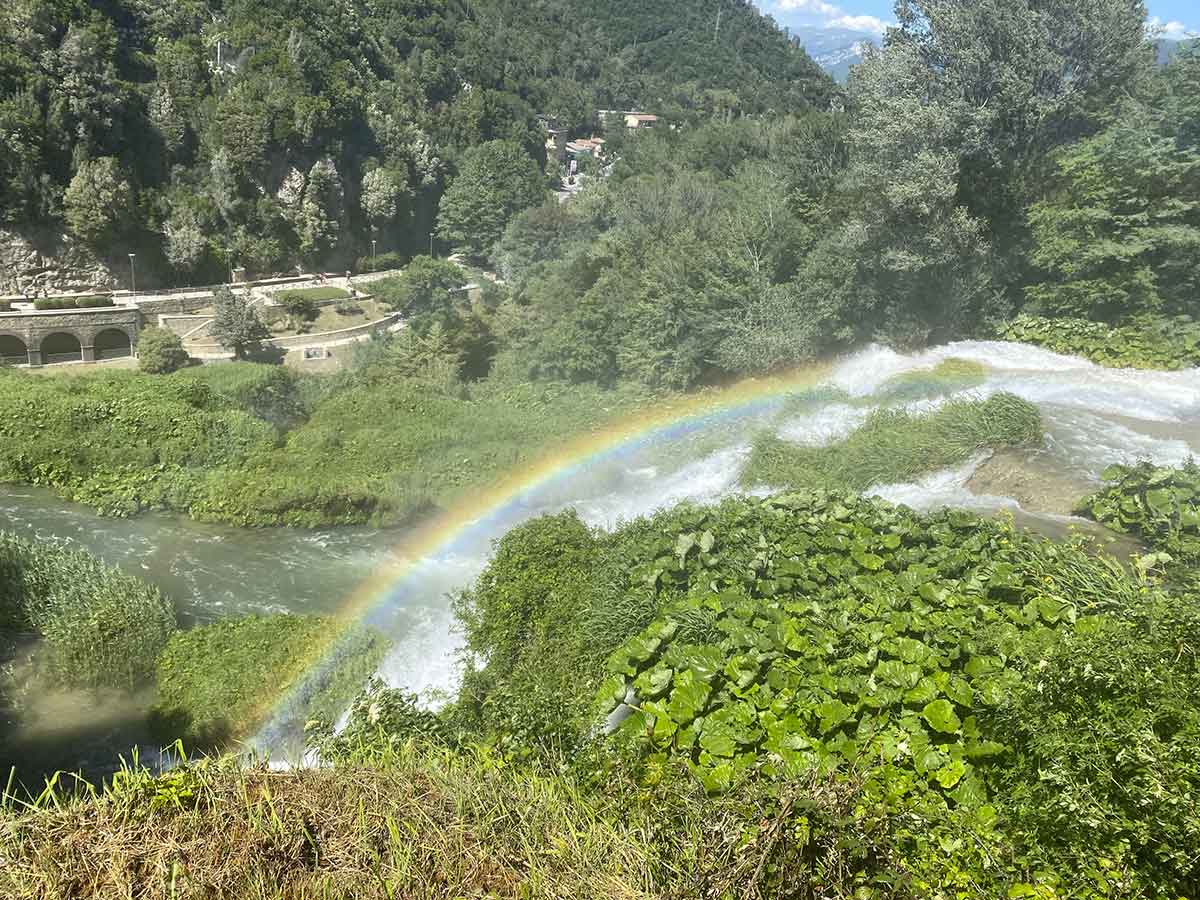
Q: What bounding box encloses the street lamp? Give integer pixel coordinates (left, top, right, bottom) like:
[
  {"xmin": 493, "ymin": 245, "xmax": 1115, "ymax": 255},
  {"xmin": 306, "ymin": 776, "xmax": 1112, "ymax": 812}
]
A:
[
  {"xmin": 429, "ymin": 232, "xmax": 434, "ymax": 258},
  {"xmin": 225, "ymin": 247, "xmax": 234, "ymax": 284},
  {"xmin": 371, "ymin": 239, "xmax": 377, "ymax": 268},
  {"xmin": 128, "ymin": 253, "xmax": 136, "ymax": 295}
]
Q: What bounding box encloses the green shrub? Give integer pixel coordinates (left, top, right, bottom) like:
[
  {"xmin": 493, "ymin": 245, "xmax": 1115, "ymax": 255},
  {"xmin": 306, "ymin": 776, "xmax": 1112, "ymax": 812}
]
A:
[
  {"xmin": 337, "ymin": 489, "xmax": 1200, "ymax": 895},
  {"xmin": 136, "ymin": 326, "xmax": 189, "ymax": 374},
  {"xmin": 274, "ymin": 292, "xmax": 320, "ymax": 324},
  {"xmin": 355, "ymin": 251, "xmax": 408, "ymax": 273},
  {"xmin": 742, "ymin": 392, "xmax": 1043, "ymax": 493},
  {"xmin": 0, "ymin": 531, "xmax": 175, "ymax": 687},
  {"xmin": 1077, "ymin": 460, "xmax": 1200, "ymax": 565},
  {"xmin": 372, "ymin": 258, "xmax": 464, "ymax": 316},
  {"xmin": 594, "ymin": 493, "xmax": 1200, "ymax": 894},
  {"xmin": 150, "ymin": 614, "xmax": 388, "ymax": 749},
  {"xmin": 32, "ymin": 296, "xmax": 113, "ymax": 310},
  {"xmin": 999, "ymin": 313, "xmax": 1200, "ymax": 370},
  {"xmin": 0, "ymin": 363, "xmax": 642, "ymax": 528}
]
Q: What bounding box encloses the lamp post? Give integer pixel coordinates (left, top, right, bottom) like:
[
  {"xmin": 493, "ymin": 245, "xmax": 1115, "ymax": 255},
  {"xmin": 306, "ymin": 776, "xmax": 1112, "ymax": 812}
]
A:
[
  {"xmin": 128, "ymin": 253, "xmax": 136, "ymax": 295},
  {"xmin": 429, "ymin": 232, "xmax": 434, "ymax": 258},
  {"xmin": 372, "ymin": 239, "xmax": 377, "ymax": 268},
  {"xmin": 225, "ymin": 247, "xmax": 234, "ymax": 284}
]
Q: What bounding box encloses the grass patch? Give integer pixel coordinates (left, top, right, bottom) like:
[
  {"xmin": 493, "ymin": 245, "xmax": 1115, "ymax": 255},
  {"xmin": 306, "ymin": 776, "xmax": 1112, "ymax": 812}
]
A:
[
  {"xmin": 0, "ymin": 745, "xmax": 667, "ymax": 899},
  {"xmin": 0, "ymin": 531, "xmax": 175, "ymax": 688},
  {"xmin": 274, "ymin": 287, "xmax": 351, "ymax": 303},
  {"xmin": 189, "ymin": 377, "xmax": 650, "ymax": 527},
  {"xmin": 0, "ymin": 359, "xmax": 650, "ymax": 527},
  {"xmin": 149, "ymin": 615, "xmax": 388, "ymax": 751},
  {"xmin": 875, "ymin": 358, "xmax": 987, "ymax": 405},
  {"xmin": 265, "ymin": 299, "xmax": 387, "ymax": 338},
  {"xmin": 742, "ymin": 392, "xmax": 1042, "ymax": 493}
]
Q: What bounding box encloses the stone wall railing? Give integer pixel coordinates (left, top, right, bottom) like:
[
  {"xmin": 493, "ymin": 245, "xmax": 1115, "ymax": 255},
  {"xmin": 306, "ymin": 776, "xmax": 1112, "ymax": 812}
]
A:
[{"xmin": 189, "ymin": 313, "xmax": 400, "ymax": 353}]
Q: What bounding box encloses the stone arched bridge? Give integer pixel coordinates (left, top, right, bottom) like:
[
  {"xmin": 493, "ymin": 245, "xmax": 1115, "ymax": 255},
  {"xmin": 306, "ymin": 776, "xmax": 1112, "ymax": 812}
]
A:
[{"xmin": 0, "ymin": 306, "xmax": 140, "ymax": 366}]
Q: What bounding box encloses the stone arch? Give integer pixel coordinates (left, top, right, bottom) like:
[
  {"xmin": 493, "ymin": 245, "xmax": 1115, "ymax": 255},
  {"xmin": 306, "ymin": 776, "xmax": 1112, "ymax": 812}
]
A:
[
  {"xmin": 94, "ymin": 328, "xmax": 132, "ymax": 360},
  {"xmin": 0, "ymin": 334, "xmax": 28, "ymax": 366},
  {"xmin": 40, "ymin": 332, "xmax": 82, "ymax": 364}
]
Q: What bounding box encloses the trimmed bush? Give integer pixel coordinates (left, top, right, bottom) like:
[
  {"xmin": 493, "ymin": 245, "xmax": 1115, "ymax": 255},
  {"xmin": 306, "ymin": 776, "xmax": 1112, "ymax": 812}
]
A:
[
  {"xmin": 74, "ymin": 295, "xmax": 114, "ymax": 308},
  {"xmin": 32, "ymin": 296, "xmax": 113, "ymax": 311},
  {"xmin": 0, "ymin": 531, "xmax": 176, "ymax": 688},
  {"xmin": 137, "ymin": 326, "xmax": 189, "ymax": 374}
]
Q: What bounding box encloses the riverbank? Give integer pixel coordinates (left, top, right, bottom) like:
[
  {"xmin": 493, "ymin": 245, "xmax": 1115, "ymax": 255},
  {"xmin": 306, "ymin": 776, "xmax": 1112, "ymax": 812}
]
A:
[
  {"xmin": 0, "ymin": 361, "xmax": 658, "ymax": 528},
  {"xmin": 6, "ymin": 483, "xmax": 1199, "ymax": 900}
]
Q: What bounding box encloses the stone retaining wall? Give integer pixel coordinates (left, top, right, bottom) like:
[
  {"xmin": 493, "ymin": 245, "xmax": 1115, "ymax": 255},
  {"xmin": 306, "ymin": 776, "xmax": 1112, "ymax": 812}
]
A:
[{"xmin": 0, "ymin": 305, "xmax": 141, "ymax": 365}]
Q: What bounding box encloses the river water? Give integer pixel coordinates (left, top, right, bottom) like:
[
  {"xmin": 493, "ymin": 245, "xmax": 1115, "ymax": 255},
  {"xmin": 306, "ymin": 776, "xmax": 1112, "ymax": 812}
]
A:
[{"xmin": 3, "ymin": 341, "xmax": 1199, "ymax": 776}]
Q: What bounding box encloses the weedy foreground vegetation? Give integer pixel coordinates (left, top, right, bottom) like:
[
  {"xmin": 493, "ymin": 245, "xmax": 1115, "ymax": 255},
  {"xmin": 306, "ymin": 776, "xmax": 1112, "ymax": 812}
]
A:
[{"xmin": 5, "ymin": 488, "xmax": 1199, "ymax": 899}]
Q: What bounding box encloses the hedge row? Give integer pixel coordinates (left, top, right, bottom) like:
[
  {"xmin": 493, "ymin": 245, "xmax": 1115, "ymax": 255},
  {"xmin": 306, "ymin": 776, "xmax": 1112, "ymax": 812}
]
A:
[{"xmin": 33, "ymin": 296, "xmax": 114, "ymax": 311}]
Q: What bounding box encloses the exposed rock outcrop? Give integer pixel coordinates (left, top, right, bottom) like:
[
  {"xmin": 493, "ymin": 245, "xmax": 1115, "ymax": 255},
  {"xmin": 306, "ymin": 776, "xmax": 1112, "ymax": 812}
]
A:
[{"xmin": 0, "ymin": 228, "xmax": 119, "ymax": 296}]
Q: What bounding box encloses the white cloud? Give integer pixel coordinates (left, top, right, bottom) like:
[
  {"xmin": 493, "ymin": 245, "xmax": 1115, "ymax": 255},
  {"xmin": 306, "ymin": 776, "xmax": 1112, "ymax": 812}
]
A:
[
  {"xmin": 829, "ymin": 14, "xmax": 889, "ymax": 35},
  {"xmin": 771, "ymin": 1, "xmax": 892, "ymax": 35},
  {"xmin": 1147, "ymin": 17, "xmax": 1199, "ymax": 41},
  {"xmin": 778, "ymin": 0, "xmax": 841, "ymax": 14}
]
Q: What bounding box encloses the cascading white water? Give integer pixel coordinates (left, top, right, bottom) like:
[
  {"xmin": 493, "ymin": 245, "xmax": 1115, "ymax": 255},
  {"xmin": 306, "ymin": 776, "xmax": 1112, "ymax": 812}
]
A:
[
  {"xmin": 367, "ymin": 341, "xmax": 1200, "ymax": 708},
  {"xmin": 6, "ymin": 339, "xmax": 1196, "ymax": 760}
]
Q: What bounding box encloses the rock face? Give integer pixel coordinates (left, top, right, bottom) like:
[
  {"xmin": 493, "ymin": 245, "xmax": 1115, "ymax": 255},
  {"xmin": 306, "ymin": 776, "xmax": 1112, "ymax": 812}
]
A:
[
  {"xmin": 0, "ymin": 227, "xmax": 119, "ymax": 296},
  {"xmin": 967, "ymin": 450, "xmax": 1090, "ymax": 517}
]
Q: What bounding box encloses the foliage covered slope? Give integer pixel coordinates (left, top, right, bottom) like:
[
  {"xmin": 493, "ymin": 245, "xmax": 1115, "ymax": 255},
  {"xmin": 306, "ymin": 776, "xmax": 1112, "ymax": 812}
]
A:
[
  {"xmin": 442, "ymin": 493, "xmax": 1200, "ymax": 897},
  {"xmin": 9, "ymin": 491, "xmax": 1197, "ymax": 898},
  {"xmin": 0, "ymin": 361, "xmax": 648, "ymax": 527},
  {"xmin": 0, "ymin": 0, "xmax": 830, "ymax": 283}
]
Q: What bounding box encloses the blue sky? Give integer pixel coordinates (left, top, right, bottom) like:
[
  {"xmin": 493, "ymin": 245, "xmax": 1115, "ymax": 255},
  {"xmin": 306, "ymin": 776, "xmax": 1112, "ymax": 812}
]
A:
[{"xmin": 755, "ymin": 1, "xmax": 1199, "ymax": 39}]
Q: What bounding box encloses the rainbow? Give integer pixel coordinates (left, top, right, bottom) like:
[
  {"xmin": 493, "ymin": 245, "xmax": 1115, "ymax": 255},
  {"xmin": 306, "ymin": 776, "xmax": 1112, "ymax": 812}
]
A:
[{"xmin": 253, "ymin": 362, "xmax": 832, "ymax": 751}]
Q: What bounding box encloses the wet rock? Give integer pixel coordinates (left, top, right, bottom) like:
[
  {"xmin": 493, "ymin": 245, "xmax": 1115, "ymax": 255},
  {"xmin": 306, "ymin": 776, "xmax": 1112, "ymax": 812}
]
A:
[{"xmin": 967, "ymin": 450, "xmax": 1087, "ymax": 517}]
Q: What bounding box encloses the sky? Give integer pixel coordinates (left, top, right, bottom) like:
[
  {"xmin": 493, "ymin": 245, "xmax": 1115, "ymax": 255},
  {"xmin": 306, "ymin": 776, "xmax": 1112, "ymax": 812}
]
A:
[{"xmin": 755, "ymin": 0, "xmax": 1200, "ymax": 39}]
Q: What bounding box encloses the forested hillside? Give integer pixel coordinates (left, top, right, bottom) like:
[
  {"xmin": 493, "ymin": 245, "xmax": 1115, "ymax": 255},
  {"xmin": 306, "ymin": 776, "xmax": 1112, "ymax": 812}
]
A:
[{"xmin": 0, "ymin": 0, "xmax": 831, "ymax": 286}]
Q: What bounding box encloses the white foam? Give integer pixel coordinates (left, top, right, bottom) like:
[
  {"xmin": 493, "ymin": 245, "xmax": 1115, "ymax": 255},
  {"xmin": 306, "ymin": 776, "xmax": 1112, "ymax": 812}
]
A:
[
  {"xmin": 867, "ymin": 453, "xmax": 1017, "ymax": 513},
  {"xmin": 339, "ymin": 340, "xmax": 1200, "ymax": 740},
  {"xmin": 777, "ymin": 403, "xmax": 870, "ymax": 445}
]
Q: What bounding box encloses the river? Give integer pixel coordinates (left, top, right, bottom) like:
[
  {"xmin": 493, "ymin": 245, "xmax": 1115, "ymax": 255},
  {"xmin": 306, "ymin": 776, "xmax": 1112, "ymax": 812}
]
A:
[{"xmin": 3, "ymin": 341, "xmax": 1199, "ymax": 779}]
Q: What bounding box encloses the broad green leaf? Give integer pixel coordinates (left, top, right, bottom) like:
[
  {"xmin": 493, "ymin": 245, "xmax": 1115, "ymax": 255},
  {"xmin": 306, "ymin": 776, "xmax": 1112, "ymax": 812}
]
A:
[{"xmin": 922, "ymin": 699, "xmax": 961, "ymax": 734}]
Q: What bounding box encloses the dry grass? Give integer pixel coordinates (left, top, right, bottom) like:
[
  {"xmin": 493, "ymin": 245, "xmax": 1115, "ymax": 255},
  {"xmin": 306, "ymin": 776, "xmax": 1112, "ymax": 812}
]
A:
[{"xmin": 0, "ymin": 747, "xmax": 660, "ymax": 900}]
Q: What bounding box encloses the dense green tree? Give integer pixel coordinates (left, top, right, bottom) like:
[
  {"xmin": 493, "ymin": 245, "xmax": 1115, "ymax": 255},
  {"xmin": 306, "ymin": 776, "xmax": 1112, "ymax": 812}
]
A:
[
  {"xmin": 1025, "ymin": 116, "xmax": 1200, "ymax": 320},
  {"xmin": 210, "ymin": 287, "xmax": 270, "ymax": 359},
  {"xmin": 137, "ymin": 327, "xmax": 190, "ymax": 374},
  {"xmin": 437, "ymin": 141, "xmax": 548, "ymax": 256},
  {"xmin": 491, "ymin": 202, "xmax": 597, "ymax": 291},
  {"xmin": 62, "ymin": 157, "xmax": 135, "ymax": 246},
  {"xmin": 0, "ymin": 0, "xmax": 832, "ymax": 282},
  {"xmin": 375, "ymin": 258, "xmax": 465, "ymax": 318},
  {"xmin": 298, "ymin": 159, "xmax": 344, "ymax": 264}
]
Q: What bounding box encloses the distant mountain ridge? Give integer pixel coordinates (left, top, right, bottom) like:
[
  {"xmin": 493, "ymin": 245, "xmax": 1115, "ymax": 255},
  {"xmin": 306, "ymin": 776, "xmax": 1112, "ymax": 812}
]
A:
[
  {"xmin": 1158, "ymin": 37, "xmax": 1199, "ymax": 64},
  {"xmin": 788, "ymin": 25, "xmax": 880, "ymax": 82},
  {"xmin": 795, "ymin": 25, "xmax": 1196, "ymax": 82}
]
